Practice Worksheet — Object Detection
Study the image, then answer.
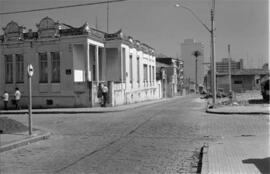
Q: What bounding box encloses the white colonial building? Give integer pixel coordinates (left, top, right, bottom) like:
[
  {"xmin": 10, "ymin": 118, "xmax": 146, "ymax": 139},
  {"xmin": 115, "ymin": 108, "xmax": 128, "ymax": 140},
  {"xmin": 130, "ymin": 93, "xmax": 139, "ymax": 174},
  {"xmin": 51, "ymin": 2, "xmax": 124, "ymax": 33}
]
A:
[{"xmin": 0, "ymin": 17, "xmax": 160, "ymax": 109}]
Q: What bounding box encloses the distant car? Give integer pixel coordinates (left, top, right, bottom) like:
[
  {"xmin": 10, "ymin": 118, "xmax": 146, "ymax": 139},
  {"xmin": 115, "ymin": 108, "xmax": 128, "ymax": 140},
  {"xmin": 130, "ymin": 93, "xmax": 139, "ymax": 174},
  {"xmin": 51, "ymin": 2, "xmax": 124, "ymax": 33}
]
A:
[{"xmin": 261, "ymin": 75, "xmax": 269, "ymax": 101}]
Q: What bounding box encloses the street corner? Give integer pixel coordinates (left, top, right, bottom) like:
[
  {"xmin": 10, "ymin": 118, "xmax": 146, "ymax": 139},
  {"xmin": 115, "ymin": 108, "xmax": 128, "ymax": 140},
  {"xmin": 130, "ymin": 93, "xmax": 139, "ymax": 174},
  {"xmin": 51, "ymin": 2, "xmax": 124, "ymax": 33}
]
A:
[
  {"xmin": 0, "ymin": 116, "xmax": 51, "ymax": 153},
  {"xmin": 0, "ymin": 130, "xmax": 51, "ymax": 153}
]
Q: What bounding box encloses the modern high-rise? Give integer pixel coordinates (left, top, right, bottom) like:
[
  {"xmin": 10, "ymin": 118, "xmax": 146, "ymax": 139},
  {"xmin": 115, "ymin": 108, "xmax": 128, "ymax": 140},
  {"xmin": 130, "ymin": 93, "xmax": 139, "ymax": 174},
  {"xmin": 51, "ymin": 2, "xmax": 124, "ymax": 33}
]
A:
[{"xmin": 181, "ymin": 39, "xmax": 204, "ymax": 86}]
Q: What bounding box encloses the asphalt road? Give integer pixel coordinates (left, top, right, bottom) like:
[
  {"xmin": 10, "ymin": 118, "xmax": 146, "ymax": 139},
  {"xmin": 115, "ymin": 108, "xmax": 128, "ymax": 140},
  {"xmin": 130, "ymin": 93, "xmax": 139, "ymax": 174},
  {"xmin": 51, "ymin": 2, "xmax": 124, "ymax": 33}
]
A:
[{"xmin": 0, "ymin": 96, "xmax": 207, "ymax": 174}]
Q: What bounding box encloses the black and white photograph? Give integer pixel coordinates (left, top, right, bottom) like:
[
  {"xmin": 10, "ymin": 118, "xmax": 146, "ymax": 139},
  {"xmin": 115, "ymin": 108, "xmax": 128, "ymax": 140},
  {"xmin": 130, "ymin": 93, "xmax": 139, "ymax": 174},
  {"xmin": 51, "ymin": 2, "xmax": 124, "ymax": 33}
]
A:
[{"xmin": 0, "ymin": 0, "xmax": 269, "ymax": 173}]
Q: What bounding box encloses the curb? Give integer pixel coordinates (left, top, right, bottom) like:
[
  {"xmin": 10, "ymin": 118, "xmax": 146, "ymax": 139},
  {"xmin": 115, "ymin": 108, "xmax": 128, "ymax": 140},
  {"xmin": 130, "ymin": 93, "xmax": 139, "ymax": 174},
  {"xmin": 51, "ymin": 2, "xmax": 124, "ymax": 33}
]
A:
[
  {"xmin": 201, "ymin": 143, "xmax": 209, "ymax": 174},
  {"xmin": 0, "ymin": 98, "xmax": 171, "ymax": 115},
  {"xmin": 206, "ymin": 109, "xmax": 270, "ymax": 115},
  {"xmin": 0, "ymin": 132, "xmax": 51, "ymax": 153}
]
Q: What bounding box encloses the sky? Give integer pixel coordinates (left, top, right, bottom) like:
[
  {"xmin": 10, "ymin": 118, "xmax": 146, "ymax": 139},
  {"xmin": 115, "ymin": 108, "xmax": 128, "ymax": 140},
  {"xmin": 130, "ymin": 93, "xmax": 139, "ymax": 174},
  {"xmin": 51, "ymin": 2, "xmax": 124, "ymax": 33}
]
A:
[{"xmin": 0, "ymin": 0, "xmax": 268, "ymax": 69}]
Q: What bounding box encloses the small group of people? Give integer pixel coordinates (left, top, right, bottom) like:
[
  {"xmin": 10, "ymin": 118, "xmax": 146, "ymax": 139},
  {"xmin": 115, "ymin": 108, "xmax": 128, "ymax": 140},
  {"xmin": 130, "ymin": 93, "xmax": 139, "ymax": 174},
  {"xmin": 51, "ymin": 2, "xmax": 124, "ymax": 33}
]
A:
[
  {"xmin": 2, "ymin": 88, "xmax": 21, "ymax": 110},
  {"xmin": 97, "ymin": 83, "xmax": 108, "ymax": 107}
]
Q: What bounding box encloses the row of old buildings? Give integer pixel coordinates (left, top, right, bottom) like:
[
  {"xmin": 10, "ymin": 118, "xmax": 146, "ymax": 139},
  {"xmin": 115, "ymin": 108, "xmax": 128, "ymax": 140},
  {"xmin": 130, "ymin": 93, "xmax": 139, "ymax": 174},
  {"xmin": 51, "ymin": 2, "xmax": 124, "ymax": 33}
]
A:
[
  {"xmin": 0, "ymin": 17, "xmax": 184, "ymax": 109},
  {"xmin": 1, "ymin": 17, "xmax": 268, "ymax": 109}
]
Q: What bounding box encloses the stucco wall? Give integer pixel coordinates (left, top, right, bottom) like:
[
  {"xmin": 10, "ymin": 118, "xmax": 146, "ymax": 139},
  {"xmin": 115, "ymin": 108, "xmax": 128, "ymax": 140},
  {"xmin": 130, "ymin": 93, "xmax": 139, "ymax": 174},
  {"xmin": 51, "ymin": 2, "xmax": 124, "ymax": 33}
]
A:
[{"xmin": 106, "ymin": 48, "xmax": 121, "ymax": 82}]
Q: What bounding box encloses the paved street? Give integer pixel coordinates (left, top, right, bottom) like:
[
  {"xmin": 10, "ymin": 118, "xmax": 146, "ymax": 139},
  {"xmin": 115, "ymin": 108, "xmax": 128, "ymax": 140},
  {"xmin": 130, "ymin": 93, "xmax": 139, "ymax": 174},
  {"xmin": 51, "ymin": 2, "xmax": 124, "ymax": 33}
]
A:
[
  {"xmin": 1, "ymin": 95, "xmax": 269, "ymax": 174},
  {"xmin": 0, "ymin": 96, "xmax": 206, "ymax": 174}
]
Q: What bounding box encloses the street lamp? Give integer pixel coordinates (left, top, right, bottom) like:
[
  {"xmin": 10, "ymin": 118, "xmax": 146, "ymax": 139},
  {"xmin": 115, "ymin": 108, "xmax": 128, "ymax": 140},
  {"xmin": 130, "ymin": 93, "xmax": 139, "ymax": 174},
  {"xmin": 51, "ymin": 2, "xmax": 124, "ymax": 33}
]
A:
[{"xmin": 176, "ymin": 0, "xmax": 217, "ymax": 105}]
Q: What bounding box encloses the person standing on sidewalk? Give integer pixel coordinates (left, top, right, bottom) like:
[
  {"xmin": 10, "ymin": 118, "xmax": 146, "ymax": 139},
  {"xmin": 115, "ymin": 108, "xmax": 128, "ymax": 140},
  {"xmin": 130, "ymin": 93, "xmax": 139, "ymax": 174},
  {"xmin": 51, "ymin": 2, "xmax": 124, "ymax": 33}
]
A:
[
  {"xmin": 101, "ymin": 84, "xmax": 108, "ymax": 107},
  {"xmin": 2, "ymin": 91, "xmax": 9, "ymax": 110},
  {"xmin": 97, "ymin": 83, "xmax": 103, "ymax": 107},
  {"xmin": 14, "ymin": 88, "xmax": 21, "ymax": 110}
]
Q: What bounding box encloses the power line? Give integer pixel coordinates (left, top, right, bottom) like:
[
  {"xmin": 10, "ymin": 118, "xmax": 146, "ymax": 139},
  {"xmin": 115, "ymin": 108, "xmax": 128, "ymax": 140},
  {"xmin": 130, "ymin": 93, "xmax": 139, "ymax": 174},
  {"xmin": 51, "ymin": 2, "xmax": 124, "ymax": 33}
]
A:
[{"xmin": 0, "ymin": 0, "xmax": 127, "ymax": 15}]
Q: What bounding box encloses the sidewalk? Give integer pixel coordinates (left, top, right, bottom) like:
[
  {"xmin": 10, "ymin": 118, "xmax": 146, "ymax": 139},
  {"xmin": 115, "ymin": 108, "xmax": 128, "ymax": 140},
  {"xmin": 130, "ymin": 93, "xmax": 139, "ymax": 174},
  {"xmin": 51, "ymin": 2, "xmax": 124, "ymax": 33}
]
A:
[
  {"xmin": 0, "ymin": 97, "xmax": 170, "ymax": 115},
  {"xmin": 201, "ymin": 91, "xmax": 270, "ymax": 174},
  {"xmin": 0, "ymin": 130, "xmax": 50, "ymax": 153},
  {"xmin": 202, "ymin": 134, "xmax": 270, "ymax": 174}
]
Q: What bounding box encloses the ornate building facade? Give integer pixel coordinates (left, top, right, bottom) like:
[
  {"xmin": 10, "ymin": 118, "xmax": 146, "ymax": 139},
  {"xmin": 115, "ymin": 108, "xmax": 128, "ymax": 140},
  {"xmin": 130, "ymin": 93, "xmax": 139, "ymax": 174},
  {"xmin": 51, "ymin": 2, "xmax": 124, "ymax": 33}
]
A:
[{"xmin": 0, "ymin": 17, "xmax": 160, "ymax": 108}]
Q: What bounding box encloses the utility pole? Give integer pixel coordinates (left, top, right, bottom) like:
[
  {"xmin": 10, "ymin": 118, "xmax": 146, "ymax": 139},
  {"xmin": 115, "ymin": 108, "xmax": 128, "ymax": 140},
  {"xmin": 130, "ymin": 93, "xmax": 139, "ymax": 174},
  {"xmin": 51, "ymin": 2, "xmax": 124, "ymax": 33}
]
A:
[
  {"xmin": 27, "ymin": 64, "xmax": 34, "ymax": 135},
  {"xmin": 107, "ymin": 0, "xmax": 109, "ymax": 33},
  {"xmin": 210, "ymin": 0, "xmax": 216, "ymax": 105},
  {"xmin": 195, "ymin": 58, "xmax": 198, "ymax": 93},
  {"xmin": 228, "ymin": 44, "xmax": 232, "ymax": 92}
]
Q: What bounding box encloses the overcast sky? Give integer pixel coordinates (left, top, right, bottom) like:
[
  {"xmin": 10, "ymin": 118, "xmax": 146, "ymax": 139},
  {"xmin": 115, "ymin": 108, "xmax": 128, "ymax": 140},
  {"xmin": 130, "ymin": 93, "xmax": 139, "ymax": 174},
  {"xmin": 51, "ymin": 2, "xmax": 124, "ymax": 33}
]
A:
[{"xmin": 0, "ymin": 0, "xmax": 268, "ymax": 68}]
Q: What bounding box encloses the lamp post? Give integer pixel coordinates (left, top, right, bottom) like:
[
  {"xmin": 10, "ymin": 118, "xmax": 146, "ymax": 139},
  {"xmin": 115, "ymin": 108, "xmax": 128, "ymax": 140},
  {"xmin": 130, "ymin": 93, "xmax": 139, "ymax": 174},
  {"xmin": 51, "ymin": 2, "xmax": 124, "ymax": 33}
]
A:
[{"xmin": 176, "ymin": 0, "xmax": 216, "ymax": 105}]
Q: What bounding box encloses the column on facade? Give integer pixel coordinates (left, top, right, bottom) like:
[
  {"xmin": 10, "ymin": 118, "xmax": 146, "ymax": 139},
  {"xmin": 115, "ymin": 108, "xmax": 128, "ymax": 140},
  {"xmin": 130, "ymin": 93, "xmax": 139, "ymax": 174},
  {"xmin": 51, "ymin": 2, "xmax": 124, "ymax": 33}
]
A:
[
  {"xmin": 95, "ymin": 45, "xmax": 99, "ymax": 82},
  {"xmin": 154, "ymin": 59, "xmax": 156, "ymax": 86},
  {"xmin": 101, "ymin": 47, "xmax": 106, "ymax": 81},
  {"xmin": 119, "ymin": 47, "xmax": 124, "ymax": 83},
  {"xmin": 85, "ymin": 42, "xmax": 90, "ymax": 81}
]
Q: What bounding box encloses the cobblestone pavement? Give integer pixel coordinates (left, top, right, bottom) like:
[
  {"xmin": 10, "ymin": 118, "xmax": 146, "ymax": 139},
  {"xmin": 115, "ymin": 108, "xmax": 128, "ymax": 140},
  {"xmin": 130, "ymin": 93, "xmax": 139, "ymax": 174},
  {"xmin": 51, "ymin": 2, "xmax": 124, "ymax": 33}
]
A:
[
  {"xmin": 2, "ymin": 95, "xmax": 267, "ymax": 174},
  {"xmin": 0, "ymin": 96, "xmax": 207, "ymax": 174}
]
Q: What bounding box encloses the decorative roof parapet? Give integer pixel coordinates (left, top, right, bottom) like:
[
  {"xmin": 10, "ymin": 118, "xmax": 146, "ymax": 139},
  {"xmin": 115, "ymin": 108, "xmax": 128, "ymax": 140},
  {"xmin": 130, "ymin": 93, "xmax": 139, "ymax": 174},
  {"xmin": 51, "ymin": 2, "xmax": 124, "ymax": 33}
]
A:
[
  {"xmin": 2, "ymin": 21, "xmax": 25, "ymax": 42},
  {"xmin": 36, "ymin": 17, "xmax": 60, "ymax": 38},
  {"xmin": 105, "ymin": 29, "xmax": 123, "ymax": 40}
]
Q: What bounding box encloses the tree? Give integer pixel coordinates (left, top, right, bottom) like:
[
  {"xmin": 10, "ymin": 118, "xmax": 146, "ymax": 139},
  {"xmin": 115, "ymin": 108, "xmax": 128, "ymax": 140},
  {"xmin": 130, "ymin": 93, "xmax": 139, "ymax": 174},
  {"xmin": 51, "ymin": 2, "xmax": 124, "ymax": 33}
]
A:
[{"xmin": 192, "ymin": 50, "xmax": 202, "ymax": 93}]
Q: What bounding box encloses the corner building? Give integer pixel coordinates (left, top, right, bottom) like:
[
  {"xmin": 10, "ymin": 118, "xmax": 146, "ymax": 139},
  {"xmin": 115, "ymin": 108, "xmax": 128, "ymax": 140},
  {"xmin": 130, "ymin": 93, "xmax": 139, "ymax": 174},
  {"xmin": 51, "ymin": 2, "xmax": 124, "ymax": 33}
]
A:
[{"xmin": 0, "ymin": 17, "xmax": 160, "ymax": 108}]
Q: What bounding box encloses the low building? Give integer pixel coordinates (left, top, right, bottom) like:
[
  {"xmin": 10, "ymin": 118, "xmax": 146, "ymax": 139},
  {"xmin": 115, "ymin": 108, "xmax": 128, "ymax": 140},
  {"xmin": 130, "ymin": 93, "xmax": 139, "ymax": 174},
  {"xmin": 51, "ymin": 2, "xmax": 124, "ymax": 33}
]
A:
[
  {"xmin": 217, "ymin": 68, "xmax": 270, "ymax": 93},
  {"xmin": 156, "ymin": 57, "xmax": 184, "ymax": 97},
  {"xmin": 205, "ymin": 62, "xmax": 270, "ymax": 93},
  {"xmin": 0, "ymin": 17, "xmax": 160, "ymax": 109},
  {"xmin": 104, "ymin": 30, "xmax": 159, "ymax": 105}
]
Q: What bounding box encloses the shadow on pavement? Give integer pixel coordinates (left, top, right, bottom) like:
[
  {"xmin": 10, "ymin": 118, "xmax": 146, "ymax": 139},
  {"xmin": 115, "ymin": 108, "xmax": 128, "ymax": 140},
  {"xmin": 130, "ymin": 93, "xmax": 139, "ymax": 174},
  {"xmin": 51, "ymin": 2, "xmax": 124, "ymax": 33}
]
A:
[
  {"xmin": 248, "ymin": 99, "xmax": 270, "ymax": 104},
  {"xmin": 242, "ymin": 157, "xmax": 270, "ymax": 174},
  {"xmin": 0, "ymin": 117, "xmax": 28, "ymax": 134}
]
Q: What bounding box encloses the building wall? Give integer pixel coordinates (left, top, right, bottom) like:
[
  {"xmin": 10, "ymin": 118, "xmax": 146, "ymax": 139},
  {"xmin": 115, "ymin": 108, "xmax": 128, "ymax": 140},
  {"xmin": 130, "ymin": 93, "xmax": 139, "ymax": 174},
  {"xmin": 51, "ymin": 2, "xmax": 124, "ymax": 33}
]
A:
[
  {"xmin": 0, "ymin": 35, "xmax": 105, "ymax": 108},
  {"xmin": 181, "ymin": 39, "xmax": 204, "ymax": 85},
  {"xmin": 0, "ymin": 19, "xmax": 159, "ymax": 109},
  {"xmin": 217, "ymin": 75, "xmax": 256, "ymax": 93},
  {"xmin": 106, "ymin": 48, "xmax": 121, "ymax": 82}
]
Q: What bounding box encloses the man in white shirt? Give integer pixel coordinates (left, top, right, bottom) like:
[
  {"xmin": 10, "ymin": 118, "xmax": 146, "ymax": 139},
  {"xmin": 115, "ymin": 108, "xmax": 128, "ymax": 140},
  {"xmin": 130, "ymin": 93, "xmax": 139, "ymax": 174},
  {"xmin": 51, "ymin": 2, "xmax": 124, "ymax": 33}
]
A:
[{"xmin": 14, "ymin": 88, "xmax": 21, "ymax": 110}]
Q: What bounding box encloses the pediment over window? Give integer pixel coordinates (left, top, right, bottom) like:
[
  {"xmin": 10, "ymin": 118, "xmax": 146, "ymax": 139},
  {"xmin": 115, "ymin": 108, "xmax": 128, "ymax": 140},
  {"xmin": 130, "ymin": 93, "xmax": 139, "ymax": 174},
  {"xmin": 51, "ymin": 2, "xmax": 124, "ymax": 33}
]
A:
[
  {"xmin": 2, "ymin": 21, "xmax": 24, "ymax": 41},
  {"xmin": 36, "ymin": 17, "xmax": 60, "ymax": 38}
]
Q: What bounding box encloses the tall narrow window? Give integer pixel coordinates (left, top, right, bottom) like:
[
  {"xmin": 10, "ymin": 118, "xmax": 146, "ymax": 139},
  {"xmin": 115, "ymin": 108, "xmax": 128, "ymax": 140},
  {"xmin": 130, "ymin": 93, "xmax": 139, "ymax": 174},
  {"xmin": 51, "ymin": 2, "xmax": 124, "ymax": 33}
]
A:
[
  {"xmin": 5, "ymin": 55, "xmax": 13, "ymax": 83},
  {"xmin": 39, "ymin": 53, "xmax": 48, "ymax": 83},
  {"xmin": 137, "ymin": 57, "xmax": 140, "ymax": 83},
  {"xmin": 129, "ymin": 54, "xmax": 133, "ymax": 83},
  {"xmin": 143, "ymin": 64, "xmax": 148, "ymax": 82},
  {"xmin": 51, "ymin": 52, "xmax": 60, "ymax": 83},
  {"xmin": 149, "ymin": 65, "xmax": 151, "ymax": 82},
  {"xmin": 15, "ymin": 54, "xmax": 24, "ymax": 83}
]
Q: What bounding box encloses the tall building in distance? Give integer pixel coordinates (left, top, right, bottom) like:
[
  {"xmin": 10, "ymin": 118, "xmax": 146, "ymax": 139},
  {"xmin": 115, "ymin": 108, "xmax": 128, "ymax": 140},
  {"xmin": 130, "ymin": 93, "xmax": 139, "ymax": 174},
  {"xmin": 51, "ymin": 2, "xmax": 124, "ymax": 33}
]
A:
[{"xmin": 181, "ymin": 39, "xmax": 204, "ymax": 86}]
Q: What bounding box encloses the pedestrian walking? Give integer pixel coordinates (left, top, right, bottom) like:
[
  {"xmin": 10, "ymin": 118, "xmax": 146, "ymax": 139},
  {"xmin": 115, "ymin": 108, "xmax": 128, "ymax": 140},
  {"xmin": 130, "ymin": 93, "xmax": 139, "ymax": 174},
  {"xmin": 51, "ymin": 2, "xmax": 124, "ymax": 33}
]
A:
[
  {"xmin": 2, "ymin": 91, "xmax": 9, "ymax": 110},
  {"xmin": 101, "ymin": 84, "xmax": 108, "ymax": 107},
  {"xmin": 14, "ymin": 88, "xmax": 21, "ymax": 110}
]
